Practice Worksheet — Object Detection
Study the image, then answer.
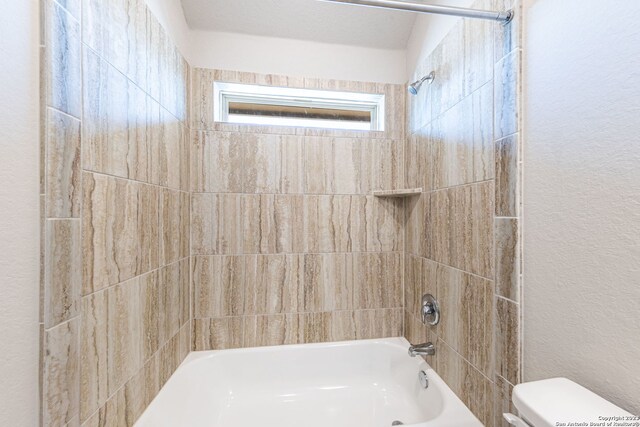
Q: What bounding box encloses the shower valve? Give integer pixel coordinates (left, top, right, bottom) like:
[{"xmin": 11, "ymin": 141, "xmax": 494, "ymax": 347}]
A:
[{"xmin": 421, "ymin": 294, "xmax": 440, "ymax": 326}]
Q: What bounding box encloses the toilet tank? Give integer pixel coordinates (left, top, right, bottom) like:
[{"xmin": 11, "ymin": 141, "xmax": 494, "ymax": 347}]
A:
[{"xmin": 509, "ymin": 378, "xmax": 636, "ymax": 427}]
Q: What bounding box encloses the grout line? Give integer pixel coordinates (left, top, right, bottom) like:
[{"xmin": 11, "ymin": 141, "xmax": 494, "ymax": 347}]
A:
[
  {"xmin": 80, "ymin": 321, "xmax": 189, "ymax": 425},
  {"xmin": 438, "ymin": 337, "xmax": 495, "ymax": 385},
  {"xmin": 191, "ymin": 191, "xmax": 411, "ymax": 197},
  {"xmin": 42, "ymin": 315, "xmax": 80, "ymax": 333},
  {"xmin": 190, "ymin": 251, "xmax": 404, "ymax": 257},
  {"xmin": 405, "ymin": 254, "xmax": 495, "ymax": 283},
  {"xmin": 496, "ymin": 294, "xmax": 519, "ymax": 305},
  {"xmin": 192, "ymin": 308, "xmax": 404, "ymax": 321},
  {"xmin": 418, "ymin": 178, "xmax": 494, "ymax": 194},
  {"xmin": 408, "ymin": 78, "xmax": 495, "ymax": 136},
  {"xmin": 45, "ymin": 105, "xmax": 81, "ymax": 123},
  {"xmin": 82, "ymin": 169, "xmax": 189, "ymax": 194},
  {"xmin": 81, "ymin": 256, "xmax": 191, "ymax": 299},
  {"xmin": 81, "ymin": 43, "xmax": 188, "ymax": 126},
  {"xmin": 50, "ymin": 0, "xmax": 80, "ymax": 24},
  {"xmin": 493, "ymin": 130, "xmax": 520, "ymax": 142}
]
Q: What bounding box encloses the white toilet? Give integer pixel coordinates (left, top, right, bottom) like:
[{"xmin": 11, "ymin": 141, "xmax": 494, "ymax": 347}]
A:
[{"xmin": 504, "ymin": 378, "xmax": 636, "ymax": 427}]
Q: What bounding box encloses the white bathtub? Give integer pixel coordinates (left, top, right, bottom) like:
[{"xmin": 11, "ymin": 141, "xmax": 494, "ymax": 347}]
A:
[{"xmin": 135, "ymin": 337, "xmax": 482, "ymax": 427}]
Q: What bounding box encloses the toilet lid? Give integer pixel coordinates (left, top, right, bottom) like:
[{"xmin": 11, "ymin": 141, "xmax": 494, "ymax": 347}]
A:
[{"xmin": 513, "ymin": 378, "xmax": 634, "ymax": 427}]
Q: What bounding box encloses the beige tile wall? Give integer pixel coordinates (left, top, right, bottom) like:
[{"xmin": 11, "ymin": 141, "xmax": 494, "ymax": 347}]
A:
[
  {"xmin": 40, "ymin": 0, "xmax": 191, "ymax": 425},
  {"xmin": 403, "ymin": 0, "xmax": 523, "ymax": 425},
  {"xmin": 190, "ymin": 68, "xmax": 406, "ymax": 351},
  {"xmin": 40, "ymin": 0, "xmax": 522, "ymax": 425}
]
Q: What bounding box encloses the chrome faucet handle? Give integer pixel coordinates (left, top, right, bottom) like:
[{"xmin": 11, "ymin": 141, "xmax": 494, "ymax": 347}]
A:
[{"xmin": 421, "ymin": 294, "xmax": 440, "ymax": 326}]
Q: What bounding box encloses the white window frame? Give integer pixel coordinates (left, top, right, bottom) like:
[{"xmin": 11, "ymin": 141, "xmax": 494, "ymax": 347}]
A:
[{"xmin": 213, "ymin": 82, "xmax": 385, "ymax": 131}]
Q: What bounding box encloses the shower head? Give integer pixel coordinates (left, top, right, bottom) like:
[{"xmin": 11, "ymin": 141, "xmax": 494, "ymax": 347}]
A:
[{"xmin": 408, "ymin": 71, "xmax": 435, "ymax": 95}]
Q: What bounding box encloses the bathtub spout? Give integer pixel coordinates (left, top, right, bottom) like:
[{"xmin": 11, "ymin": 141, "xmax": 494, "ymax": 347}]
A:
[{"xmin": 408, "ymin": 342, "xmax": 435, "ymax": 357}]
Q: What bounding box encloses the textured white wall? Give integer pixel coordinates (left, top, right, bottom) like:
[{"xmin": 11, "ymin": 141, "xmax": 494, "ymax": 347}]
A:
[
  {"xmin": 523, "ymin": 0, "xmax": 640, "ymax": 415},
  {"xmin": 189, "ymin": 30, "xmax": 406, "ymax": 84},
  {"xmin": 145, "ymin": 0, "xmax": 406, "ymax": 83},
  {"xmin": 0, "ymin": 0, "xmax": 41, "ymax": 424}
]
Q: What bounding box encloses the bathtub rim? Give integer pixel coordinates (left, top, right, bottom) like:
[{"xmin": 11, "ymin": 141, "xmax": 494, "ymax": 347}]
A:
[{"xmin": 136, "ymin": 336, "xmax": 483, "ymax": 427}]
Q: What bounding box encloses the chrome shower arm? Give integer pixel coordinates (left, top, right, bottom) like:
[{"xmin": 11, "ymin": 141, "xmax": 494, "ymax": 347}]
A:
[{"xmin": 319, "ymin": 0, "xmax": 513, "ymax": 23}]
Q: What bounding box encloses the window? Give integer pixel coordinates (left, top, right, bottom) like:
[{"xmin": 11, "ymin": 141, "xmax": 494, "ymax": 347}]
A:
[{"xmin": 214, "ymin": 82, "xmax": 385, "ymax": 131}]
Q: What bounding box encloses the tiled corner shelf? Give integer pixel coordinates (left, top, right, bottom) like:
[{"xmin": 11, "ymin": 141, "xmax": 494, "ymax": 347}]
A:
[{"xmin": 372, "ymin": 188, "xmax": 423, "ymax": 198}]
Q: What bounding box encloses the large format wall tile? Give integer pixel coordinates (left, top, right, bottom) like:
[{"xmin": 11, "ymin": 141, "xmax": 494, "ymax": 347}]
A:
[
  {"xmin": 242, "ymin": 194, "xmax": 304, "ymax": 254},
  {"xmin": 158, "ymin": 260, "xmax": 190, "ymax": 345},
  {"xmin": 405, "ymin": 193, "xmax": 430, "ymax": 258},
  {"xmin": 244, "ymin": 134, "xmax": 303, "ymax": 193},
  {"xmin": 44, "ymin": 219, "xmax": 81, "ymax": 328},
  {"xmin": 404, "ymin": 0, "xmax": 522, "ymax": 422},
  {"xmin": 192, "ymin": 317, "xmax": 244, "ymax": 351},
  {"xmin": 80, "ymin": 270, "xmax": 188, "ymax": 423},
  {"xmin": 328, "ymin": 308, "xmax": 403, "ymax": 341},
  {"xmin": 82, "ymin": 0, "xmax": 148, "ymax": 90},
  {"xmin": 82, "ymin": 48, "xmax": 151, "ymax": 183},
  {"xmin": 246, "ymin": 254, "xmax": 303, "ymax": 315},
  {"xmin": 149, "ymin": 12, "xmax": 189, "ymax": 121},
  {"xmin": 494, "ymin": 374, "xmax": 517, "ymax": 427},
  {"xmin": 46, "ymin": 108, "xmax": 81, "ymax": 218},
  {"xmin": 44, "ymin": 0, "xmax": 191, "ymax": 425},
  {"xmin": 463, "ymin": 1, "xmax": 495, "ymax": 96},
  {"xmin": 303, "ymin": 195, "xmax": 364, "ymax": 252},
  {"xmin": 80, "ymin": 289, "xmax": 109, "ymax": 420},
  {"xmin": 303, "ymin": 195, "xmax": 403, "ymax": 253},
  {"xmin": 403, "ymin": 255, "xmax": 437, "ymax": 316},
  {"xmin": 84, "ymin": 41, "xmax": 187, "ymax": 188},
  {"xmin": 495, "ymin": 133, "xmax": 519, "ymax": 217},
  {"xmin": 191, "ymin": 193, "xmax": 242, "ymax": 255},
  {"xmin": 495, "ymin": 297, "xmax": 520, "ymax": 385},
  {"xmin": 303, "ymin": 253, "xmax": 351, "ymax": 312},
  {"xmin": 436, "ymin": 264, "xmax": 494, "ymax": 376},
  {"xmin": 352, "ymin": 252, "xmax": 402, "ymax": 310},
  {"xmin": 140, "ymin": 271, "xmax": 160, "ymax": 360},
  {"xmin": 159, "ymin": 189, "xmax": 189, "ymax": 265},
  {"xmin": 429, "ymin": 182, "xmax": 494, "ymax": 279},
  {"xmin": 82, "ymin": 172, "xmax": 159, "ymax": 294},
  {"xmin": 353, "ymin": 308, "xmax": 403, "ymax": 339},
  {"xmin": 55, "ymin": 0, "xmax": 81, "ymax": 19},
  {"xmin": 243, "ymin": 313, "xmax": 302, "ymax": 347},
  {"xmin": 194, "ymin": 309, "xmax": 403, "ymax": 351},
  {"xmin": 107, "ymin": 279, "xmax": 143, "ymax": 398},
  {"xmin": 139, "ymin": 263, "xmax": 188, "ymax": 364},
  {"xmin": 495, "ymin": 218, "xmax": 519, "ymax": 301},
  {"xmin": 304, "ymin": 137, "xmax": 402, "ymax": 194},
  {"xmin": 364, "ymin": 196, "xmax": 404, "ymax": 251},
  {"xmin": 151, "ymin": 107, "xmax": 190, "ymax": 191},
  {"xmin": 436, "ymin": 340, "xmax": 494, "ymax": 426},
  {"xmin": 430, "ymin": 22, "xmax": 465, "ymax": 119},
  {"xmin": 45, "ymin": 0, "xmax": 81, "ymax": 118},
  {"xmin": 304, "ymin": 137, "xmax": 370, "ymax": 194},
  {"xmin": 44, "ymin": 319, "xmax": 79, "ymax": 427},
  {"xmin": 192, "ymin": 256, "xmax": 244, "ymax": 318},
  {"xmin": 371, "ymin": 138, "xmax": 403, "ymax": 192},
  {"xmin": 495, "ymin": 49, "xmax": 522, "ymax": 139},
  {"xmin": 191, "ymin": 131, "xmax": 243, "ymax": 193},
  {"xmin": 431, "ymin": 82, "xmax": 493, "ymax": 189},
  {"xmin": 81, "ymin": 332, "xmax": 185, "ymax": 427},
  {"xmin": 189, "ymin": 69, "xmax": 408, "ymax": 361},
  {"xmin": 495, "ymin": 0, "xmax": 522, "ymax": 61},
  {"xmin": 405, "ymin": 127, "xmax": 432, "ymax": 191}
]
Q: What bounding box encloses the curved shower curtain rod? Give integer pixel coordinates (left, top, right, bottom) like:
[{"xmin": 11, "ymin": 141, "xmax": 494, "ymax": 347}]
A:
[{"xmin": 319, "ymin": 0, "xmax": 513, "ymax": 23}]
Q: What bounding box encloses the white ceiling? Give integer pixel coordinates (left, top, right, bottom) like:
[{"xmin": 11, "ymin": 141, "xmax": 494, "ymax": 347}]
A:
[{"xmin": 180, "ymin": 0, "xmax": 418, "ymax": 50}]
